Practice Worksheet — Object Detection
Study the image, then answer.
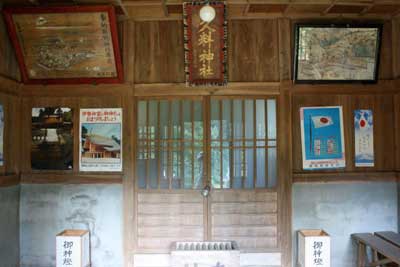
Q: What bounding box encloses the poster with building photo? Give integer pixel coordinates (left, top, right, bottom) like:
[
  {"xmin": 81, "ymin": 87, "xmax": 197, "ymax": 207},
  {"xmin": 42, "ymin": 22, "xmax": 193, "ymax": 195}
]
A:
[
  {"xmin": 80, "ymin": 108, "xmax": 122, "ymax": 172},
  {"xmin": 354, "ymin": 109, "xmax": 374, "ymax": 167},
  {"xmin": 0, "ymin": 105, "xmax": 4, "ymax": 166},
  {"xmin": 31, "ymin": 107, "xmax": 73, "ymax": 170},
  {"xmin": 300, "ymin": 106, "xmax": 345, "ymax": 170}
]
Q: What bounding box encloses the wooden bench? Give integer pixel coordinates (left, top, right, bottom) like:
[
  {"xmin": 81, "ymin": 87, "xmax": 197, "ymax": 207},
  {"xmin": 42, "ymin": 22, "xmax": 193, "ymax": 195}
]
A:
[
  {"xmin": 375, "ymin": 232, "xmax": 400, "ymax": 248},
  {"xmin": 352, "ymin": 233, "xmax": 400, "ymax": 267}
]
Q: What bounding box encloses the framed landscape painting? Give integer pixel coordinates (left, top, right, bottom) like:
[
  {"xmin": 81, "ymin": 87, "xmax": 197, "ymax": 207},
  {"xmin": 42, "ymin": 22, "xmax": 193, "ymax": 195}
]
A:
[
  {"xmin": 3, "ymin": 5, "xmax": 123, "ymax": 84},
  {"xmin": 294, "ymin": 24, "xmax": 382, "ymax": 83}
]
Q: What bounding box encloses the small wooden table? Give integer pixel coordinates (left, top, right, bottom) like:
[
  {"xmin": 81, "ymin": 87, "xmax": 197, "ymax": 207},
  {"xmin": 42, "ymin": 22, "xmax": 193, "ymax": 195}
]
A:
[{"xmin": 352, "ymin": 233, "xmax": 400, "ymax": 267}]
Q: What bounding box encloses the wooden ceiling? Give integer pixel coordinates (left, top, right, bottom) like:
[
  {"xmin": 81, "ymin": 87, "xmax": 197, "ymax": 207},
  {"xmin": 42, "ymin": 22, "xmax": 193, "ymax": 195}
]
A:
[{"xmin": 1, "ymin": 0, "xmax": 400, "ymax": 20}]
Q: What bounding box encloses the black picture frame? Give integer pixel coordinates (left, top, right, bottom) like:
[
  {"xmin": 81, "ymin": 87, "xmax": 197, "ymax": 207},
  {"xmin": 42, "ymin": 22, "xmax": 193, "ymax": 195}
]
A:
[{"xmin": 294, "ymin": 23, "xmax": 383, "ymax": 84}]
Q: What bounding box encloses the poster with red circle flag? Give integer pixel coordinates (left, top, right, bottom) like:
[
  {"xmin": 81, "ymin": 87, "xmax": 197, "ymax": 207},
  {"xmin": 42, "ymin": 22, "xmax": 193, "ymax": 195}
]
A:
[
  {"xmin": 300, "ymin": 106, "xmax": 345, "ymax": 170},
  {"xmin": 354, "ymin": 109, "xmax": 374, "ymax": 167}
]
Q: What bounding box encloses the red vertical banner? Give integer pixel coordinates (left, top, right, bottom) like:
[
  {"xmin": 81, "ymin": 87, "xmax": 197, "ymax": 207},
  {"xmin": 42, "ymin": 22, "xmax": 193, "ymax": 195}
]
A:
[{"xmin": 183, "ymin": 2, "xmax": 227, "ymax": 86}]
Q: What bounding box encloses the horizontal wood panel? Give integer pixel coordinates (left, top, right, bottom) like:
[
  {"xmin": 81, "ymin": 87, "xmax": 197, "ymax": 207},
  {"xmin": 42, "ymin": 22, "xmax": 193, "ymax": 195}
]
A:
[
  {"xmin": 211, "ymin": 191, "xmax": 277, "ymax": 202},
  {"xmin": 212, "ymin": 214, "xmax": 278, "ymax": 226},
  {"xmin": 137, "ymin": 237, "xmax": 204, "ymax": 251},
  {"xmin": 138, "ymin": 192, "xmax": 203, "ymax": 203},
  {"xmin": 138, "ymin": 203, "xmax": 204, "ymax": 215},
  {"xmin": 138, "ymin": 226, "xmax": 203, "ymax": 238},
  {"xmin": 138, "ymin": 215, "xmax": 204, "ymax": 227},
  {"xmin": 211, "ymin": 202, "xmax": 277, "ymax": 214},
  {"xmin": 212, "ymin": 226, "xmax": 277, "ymax": 237},
  {"xmin": 137, "ymin": 192, "xmax": 205, "ymax": 251},
  {"xmin": 210, "ymin": 191, "xmax": 278, "ymax": 251}
]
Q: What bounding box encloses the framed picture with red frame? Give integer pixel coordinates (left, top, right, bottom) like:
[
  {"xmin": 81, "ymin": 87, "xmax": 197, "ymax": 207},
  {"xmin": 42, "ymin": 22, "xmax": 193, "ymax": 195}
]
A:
[{"xmin": 3, "ymin": 5, "xmax": 124, "ymax": 84}]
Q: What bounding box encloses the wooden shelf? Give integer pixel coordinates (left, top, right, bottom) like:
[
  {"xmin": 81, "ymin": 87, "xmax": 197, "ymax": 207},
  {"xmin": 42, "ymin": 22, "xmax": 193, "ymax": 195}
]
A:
[
  {"xmin": 293, "ymin": 171, "xmax": 399, "ymax": 183},
  {"xmin": 20, "ymin": 172, "xmax": 123, "ymax": 184},
  {"xmin": 0, "ymin": 174, "xmax": 20, "ymax": 187}
]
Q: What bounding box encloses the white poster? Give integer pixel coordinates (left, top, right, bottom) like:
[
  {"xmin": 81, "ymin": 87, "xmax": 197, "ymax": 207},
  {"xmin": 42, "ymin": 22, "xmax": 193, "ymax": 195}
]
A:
[
  {"xmin": 354, "ymin": 109, "xmax": 374, "ymax": 167},
  {"xmin": 80, "ymin": 108, "xmax": 122, "ymax": 172}
]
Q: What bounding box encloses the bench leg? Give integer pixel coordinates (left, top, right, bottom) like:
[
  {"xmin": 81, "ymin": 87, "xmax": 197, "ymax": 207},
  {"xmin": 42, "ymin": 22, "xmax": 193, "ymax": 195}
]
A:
[
  {"xmin": 357, "ymin": 243, "xmax": 366, "ymax": 267},
  {"xmin": 372, "ymin": 249, "xmax": 380, "ymax": 267}
]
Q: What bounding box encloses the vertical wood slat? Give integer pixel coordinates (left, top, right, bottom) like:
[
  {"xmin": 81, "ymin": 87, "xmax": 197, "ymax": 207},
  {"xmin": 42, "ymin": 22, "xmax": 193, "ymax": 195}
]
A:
[
  {"xmin": 219, "ymin": 99, "xmax": 223, "ymax": 189},
  {"xmin": 191, "ymin": 100, "xmax": 195, "ymax": 189},
  {"xmin": 168, "ymin": 101, "xmax": 172, "ymax": 189},
  {"xmin": 230, "ymin": 99, "xmax": 234, "ymax": 189},
  {"xmin": 180, "ymin": 100, "xmax": 184, "ymax": 189},
  {"xmin": 241, "ymin": 99, "xmax": 246, "ymax": 188},
  {"xmin": 157, "ymin": 101, "xmax": 161, "ymax": 189},
  {"xmin": 278, "ymin": 90, "xmax": 292, "ymax": 267},
  {"xmin": 265, "ymin": 99, "xmax": 269, "ymax": 187},
  {"xmin": 145, "ymin": 101, "xmax": 150, "ymax": 189}
]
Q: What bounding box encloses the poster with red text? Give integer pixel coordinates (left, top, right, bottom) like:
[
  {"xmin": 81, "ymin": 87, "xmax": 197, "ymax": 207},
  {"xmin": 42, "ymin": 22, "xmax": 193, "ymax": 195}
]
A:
[{"xmin": 80, "ymin": 108, "xmax": 122, "ymax": 172}]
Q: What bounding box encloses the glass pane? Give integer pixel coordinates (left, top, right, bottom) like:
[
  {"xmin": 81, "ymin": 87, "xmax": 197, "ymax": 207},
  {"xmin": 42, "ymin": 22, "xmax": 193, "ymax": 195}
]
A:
[
  {"xmin": 256, "ymin": 100, "xmax": 266, "ymax": 139},
  {"xmin": 183, "ymin": 148, "xmax": 193, "ymax": 189},
  {"xmin": 268, "ymin": 148, "xmax": 277, "ymax": 188},
  {"xmin": 137, "ymin": 159, "xmax": 146, "ymax": 189},
  {"xmin": 222, "ymin": 100, "xmax": 231, "ymax": 140},
  {"xmin": 256, "ymin": 148, "xmax": 266, "ymax": 188},
  {"xmin": 211, "ymin": 148, "xmax": 221, "ymax": 189},
  {"xmin": 183, "ymin": 101, "xmax": 192, "ymax": 139},
  {"xmin": 222, "ymin": 148, "xmax": 230, "ymax": 188},
  {"xmin": 210, "ymin": 99, "xmax": 220, "ymax": 140},
  {"xmin": 267, "ymin": 99, "xmax": 277, "ymax": 139},
  {"xmin": 138, "ymin": 101, "xmax": 147, "ymax": 128},
  {"xmin": 194, "ymin": 101, "xmax": 203, "ymax": 140},
  {"xmin": 194, "ymin": 149, "xmax": 204, "ymax": 189},
  {"xmin": 232, "ymin": 149, "xmax": 242, "ymax": 189},
  {"xmin": 149, "ymin": 101, "xmax": 158, "ymax": 140},
  {"xmin": 159, "ymin": 146, "xmax": 168, "ymax": 189},
  {"xmin": 149, "ymin": 159, "xmax": 158, "ymax": 189},
  {"xmin": 245, "ymin": 100, "xmax": 254, "ymax": 140},
  {"xmin": 245, "ymin": 148, "xmax": 254, "ymax": 189},
  {"xmin": 171, "ymin": 142, "xmax": 181, "ymax": 189},
  {"xmin": 171, "ymin": 100, "xmax": 181, "ymax": 139},
  {"xmin": 233, "ymin": 100, "xmax": 243, "ymax": 139},
  {"xmin": 160, "ymin": 101, "xmax": 169, "ymax": 140}
]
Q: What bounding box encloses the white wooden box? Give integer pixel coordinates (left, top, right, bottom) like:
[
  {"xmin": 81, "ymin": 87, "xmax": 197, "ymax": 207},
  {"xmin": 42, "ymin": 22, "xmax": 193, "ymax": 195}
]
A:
[
  {"xmin": 171, "ymin": 241, "xmax": 240, "ymax": 267},
  {"xmin": 298, "ymin": 230, "xmax": 330, "ymax": 267},
  {"xmin": 56, "ymin": 230, "xmax": 90, "ymax": 267}
]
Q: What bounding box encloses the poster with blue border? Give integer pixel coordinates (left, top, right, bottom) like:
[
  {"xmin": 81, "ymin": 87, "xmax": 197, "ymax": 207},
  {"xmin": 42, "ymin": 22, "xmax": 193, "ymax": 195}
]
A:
[
  {"xmin": 354, "ymin": 109, "xmax": 374, "ymax": 167},
  {"xmin": 300, "ymin": 106, "xmax": 345, "ymax": 170}
]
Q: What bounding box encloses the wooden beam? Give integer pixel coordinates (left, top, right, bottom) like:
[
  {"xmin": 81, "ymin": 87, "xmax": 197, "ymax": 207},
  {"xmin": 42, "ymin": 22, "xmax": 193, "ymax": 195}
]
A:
[
  {"xmin": 134, "ymin": 82, "xmax": 281, "ymax": 96},
  {"xmin": 0, "ymin": 75, "xmax": 20, "ymax": 96},
  {"xmin": 322, "ymin": 0, "xmax": 338, "ymax": 14},
  {"xmin": 0, "ymin": 174, "xmax": 20, "ymax": 187},
  {"xmin": 360, "ymin": 3, "xmax": 374, "ymax": 15},
  {"xmin": 20, "ymin": 83, "xmax": 133, "ymax": 97}
]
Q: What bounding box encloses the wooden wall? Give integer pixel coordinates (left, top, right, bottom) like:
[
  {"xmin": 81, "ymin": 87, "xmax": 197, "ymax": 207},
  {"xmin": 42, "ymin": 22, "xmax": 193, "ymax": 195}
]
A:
[{"xmin": 1, "ymin": 11, "xmax": 400, "ymax": 267}]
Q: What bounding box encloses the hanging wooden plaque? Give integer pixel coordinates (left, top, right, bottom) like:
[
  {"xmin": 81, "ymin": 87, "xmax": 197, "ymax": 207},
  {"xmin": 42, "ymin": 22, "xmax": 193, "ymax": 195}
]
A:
[
  {"xmin": 183, "ymin": 1, "xmax": 227, "ymax": 86},
  {"xmin": 3, "ymin": 5, "xmax": 123, "ymax": 84}
]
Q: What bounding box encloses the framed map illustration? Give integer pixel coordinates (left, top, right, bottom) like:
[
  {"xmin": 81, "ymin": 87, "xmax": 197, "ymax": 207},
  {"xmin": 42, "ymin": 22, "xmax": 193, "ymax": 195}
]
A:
[
  {"xmin": 294, "ymin": 24, "xmax": 382, "ymax": 83},
  {"xmin": 3, "ymin": 5, "xmax": 123, "ymax": 84}
]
